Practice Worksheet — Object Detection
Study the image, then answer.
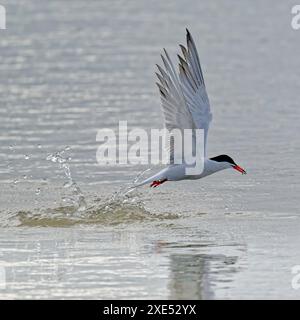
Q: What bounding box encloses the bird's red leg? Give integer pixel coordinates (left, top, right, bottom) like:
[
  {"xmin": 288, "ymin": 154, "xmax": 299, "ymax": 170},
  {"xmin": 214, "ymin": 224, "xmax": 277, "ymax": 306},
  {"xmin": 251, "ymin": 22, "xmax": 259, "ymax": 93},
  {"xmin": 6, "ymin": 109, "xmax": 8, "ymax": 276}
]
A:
[{"xmin": 150, "ymin": 178, "xmax": 168, "ymax": 188}]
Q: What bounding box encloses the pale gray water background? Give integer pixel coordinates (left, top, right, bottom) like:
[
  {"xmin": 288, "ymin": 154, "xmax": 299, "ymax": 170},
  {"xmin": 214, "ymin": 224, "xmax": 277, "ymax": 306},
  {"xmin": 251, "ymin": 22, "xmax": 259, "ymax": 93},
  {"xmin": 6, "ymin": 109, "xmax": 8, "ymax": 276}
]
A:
[{"xmin": 0, "ymin": 0, "xmax": 300, "ymax": 299}]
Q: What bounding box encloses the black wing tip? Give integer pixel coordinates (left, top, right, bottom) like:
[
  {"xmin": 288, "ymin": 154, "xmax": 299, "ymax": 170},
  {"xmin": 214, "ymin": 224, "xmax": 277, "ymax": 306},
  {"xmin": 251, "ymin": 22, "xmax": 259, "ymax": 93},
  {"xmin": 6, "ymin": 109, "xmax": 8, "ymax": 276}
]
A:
[
  {"xmin": 177, "ymin": 54, "xmax": 184, "ymax": 62},
  {"xmin": 186, "ymin": 28, "xmax": 191, "ymax": 38},
  {"xmin": 160, "ymin": 53, "xmax": 167, "ymax": 64},
  {"xmin": 155, "ymin": 82, "xmax": 166, "ymax": 97},
  {"xmin": 157, "ymin": 88, "xmax": 166, "ymax": 98},
  {"xmin": 159, "ymin": 90, "xmax": 166, "ymax": 98},
  {"xmin": 178, "ymin": 63, "xmax": 186, "ymax": 75},
  {"xmin": 179, "ymin": 44, "xmax": 187, "ymax": 58},
  {"xmin": 156, "ymin": 63, "xmax": 164, "ymax": 75}
]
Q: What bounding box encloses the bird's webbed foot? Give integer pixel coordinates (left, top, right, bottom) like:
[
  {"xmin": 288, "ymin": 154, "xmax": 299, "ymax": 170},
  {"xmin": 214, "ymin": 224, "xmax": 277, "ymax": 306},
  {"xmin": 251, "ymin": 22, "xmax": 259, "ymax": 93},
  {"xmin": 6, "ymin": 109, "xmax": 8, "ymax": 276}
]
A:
[{"xmin": 150, "ymin": 179, "xmax": 168, "ymax": 188}]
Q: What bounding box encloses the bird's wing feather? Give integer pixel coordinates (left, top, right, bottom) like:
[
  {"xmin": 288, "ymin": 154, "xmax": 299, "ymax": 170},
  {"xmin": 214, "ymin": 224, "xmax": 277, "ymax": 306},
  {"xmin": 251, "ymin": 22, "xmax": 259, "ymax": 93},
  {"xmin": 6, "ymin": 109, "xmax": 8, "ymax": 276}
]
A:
[
  {"xmin": 156, "ymin": 50, "xmax": 195, "ymax": 163},
  {"xmin": 156, "ymin": 29, "xmax": 212, "ymax": 161}
]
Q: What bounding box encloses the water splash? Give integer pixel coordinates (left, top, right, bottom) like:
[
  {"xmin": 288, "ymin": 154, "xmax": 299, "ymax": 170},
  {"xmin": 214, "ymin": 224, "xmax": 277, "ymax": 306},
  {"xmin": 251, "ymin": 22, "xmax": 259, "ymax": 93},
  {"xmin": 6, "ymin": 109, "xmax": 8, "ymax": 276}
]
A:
[
  {"xmin": 119, "ymin": 167, "xmax": 152, "ymax": 197},
  {"xmin": 46, "ymin": 147, "xmax": 147, "ymax": 216},
  {"xmin": 46, "ymin": 147, "xmax": 87, "ymax": 214},
  {"xmin": 101, "ymin": 167, "xmax": 153, "ymax": 207},
  {"xmin": 5, "ymin": 167, "xmax": 179, "ymax": 227},
  {"xmin": 3, "ymin": 156, "xmax": 179, "ymax": 227},
  {"xmin": 12, "ymin": 189, "xmax": 179, "ymax": 227}
]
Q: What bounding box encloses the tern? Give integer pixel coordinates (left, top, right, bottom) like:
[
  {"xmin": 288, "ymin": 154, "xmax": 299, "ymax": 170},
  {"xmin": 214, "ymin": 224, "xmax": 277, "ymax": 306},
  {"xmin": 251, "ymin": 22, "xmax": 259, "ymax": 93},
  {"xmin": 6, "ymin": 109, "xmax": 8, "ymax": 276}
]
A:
[{"xmin": 137, "ymin": 29, "xmax": 246, "ymax": 188}]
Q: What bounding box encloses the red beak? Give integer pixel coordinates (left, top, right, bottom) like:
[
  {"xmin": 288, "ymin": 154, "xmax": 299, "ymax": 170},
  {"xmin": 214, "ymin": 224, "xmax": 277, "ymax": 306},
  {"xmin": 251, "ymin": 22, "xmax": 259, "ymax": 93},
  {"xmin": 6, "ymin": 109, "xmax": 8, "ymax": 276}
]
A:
[{"xmin": 233, "ymin": 165, "xmax": 247, "ymax": 175}]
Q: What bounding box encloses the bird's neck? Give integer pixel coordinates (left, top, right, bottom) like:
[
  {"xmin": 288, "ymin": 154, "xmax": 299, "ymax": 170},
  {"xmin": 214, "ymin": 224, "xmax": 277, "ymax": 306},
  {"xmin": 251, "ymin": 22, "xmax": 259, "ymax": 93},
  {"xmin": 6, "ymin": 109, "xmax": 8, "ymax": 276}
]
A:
[{"xmin": 205, "ymin": 159, "xmax": 228, "ymax": 173}]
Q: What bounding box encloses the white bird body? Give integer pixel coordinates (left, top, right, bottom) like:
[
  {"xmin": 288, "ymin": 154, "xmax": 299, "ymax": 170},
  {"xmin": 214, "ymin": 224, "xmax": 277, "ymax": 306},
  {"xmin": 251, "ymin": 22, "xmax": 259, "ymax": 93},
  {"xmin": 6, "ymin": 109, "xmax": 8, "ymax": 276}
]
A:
[
  {"xmin": 136, "ymin": 160, "xmax": 231, "ymax": 187},
  {"xmin": 136, "ymin": 29, "xmax": 246, "ymax": 189}
]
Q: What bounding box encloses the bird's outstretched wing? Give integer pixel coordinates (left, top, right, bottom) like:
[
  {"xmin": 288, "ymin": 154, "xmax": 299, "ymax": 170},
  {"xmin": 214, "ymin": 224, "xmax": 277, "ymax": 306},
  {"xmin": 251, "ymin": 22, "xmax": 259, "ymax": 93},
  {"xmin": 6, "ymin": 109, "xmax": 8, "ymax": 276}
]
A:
[{"xmin": 156, "ymin": 29, "xmax": 212, "ymax": 162}]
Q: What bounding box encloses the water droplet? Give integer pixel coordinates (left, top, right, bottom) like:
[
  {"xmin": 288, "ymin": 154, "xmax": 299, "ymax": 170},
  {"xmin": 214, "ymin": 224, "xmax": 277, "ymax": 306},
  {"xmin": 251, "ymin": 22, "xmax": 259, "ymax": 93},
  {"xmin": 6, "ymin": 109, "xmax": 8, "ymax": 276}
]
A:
[
  {"xmin": 35, "ymin": 188, "xmax": 41, "ymax": 195},
  {"xmin": 37, "ymin": 144, "xmax": 42, "ymax": 149},
  {"xmin": 9, "ymin": 145, "xmax": 13, "ymax": 150},
  {"xmin": 58, "ymin": 158, "xmax": 66, "ymax": 164},
  {"xmin": 63, "ymin": 181, "xmax": 73, "ymax": 188},
  {"xmin": 78, "ymin": 197, "xmax": 87, "ymax": 212},
  {"xmin": 24, "ymin": 155, "xmax": 30, "ymax": 160},
  {"xmin": 68, "ymin": 198, "xmax": 76, "ymax": 205},
  {"xmin": 23, "ymin": 175, "xmax": 27, "ymax": 180}
]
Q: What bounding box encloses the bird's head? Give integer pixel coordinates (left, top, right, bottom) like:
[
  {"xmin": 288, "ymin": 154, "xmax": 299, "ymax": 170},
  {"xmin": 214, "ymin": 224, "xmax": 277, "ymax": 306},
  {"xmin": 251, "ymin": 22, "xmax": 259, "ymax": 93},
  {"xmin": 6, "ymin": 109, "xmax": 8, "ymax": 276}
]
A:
[{"xmin": 210, "ymin": 155, "xmax": 247, "ymax": 174}]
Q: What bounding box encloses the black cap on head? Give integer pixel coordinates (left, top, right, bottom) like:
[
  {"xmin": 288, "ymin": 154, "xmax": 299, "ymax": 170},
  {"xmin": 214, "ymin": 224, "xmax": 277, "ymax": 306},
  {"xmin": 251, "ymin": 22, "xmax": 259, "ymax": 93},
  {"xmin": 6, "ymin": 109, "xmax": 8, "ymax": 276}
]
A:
[{"xmin": 210, "ymin": 154, "xmax": 236, "ymax": 165}]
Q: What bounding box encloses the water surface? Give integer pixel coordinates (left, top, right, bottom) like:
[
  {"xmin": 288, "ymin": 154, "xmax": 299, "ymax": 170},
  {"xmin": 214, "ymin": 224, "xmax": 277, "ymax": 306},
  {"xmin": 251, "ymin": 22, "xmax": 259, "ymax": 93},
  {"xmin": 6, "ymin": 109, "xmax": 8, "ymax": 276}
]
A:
[{"xmin": 0, "ymin": 0, "xmax": 300, "ymax": 299}]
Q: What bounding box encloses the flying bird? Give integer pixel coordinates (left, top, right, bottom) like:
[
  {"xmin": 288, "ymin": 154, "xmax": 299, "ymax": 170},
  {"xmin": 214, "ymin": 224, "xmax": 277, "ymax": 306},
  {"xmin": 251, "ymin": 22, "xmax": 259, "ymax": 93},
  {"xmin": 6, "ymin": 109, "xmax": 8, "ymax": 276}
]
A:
[{"xmin": 137, "ymin": 29, "xmax": 246, "ymax": 188}]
